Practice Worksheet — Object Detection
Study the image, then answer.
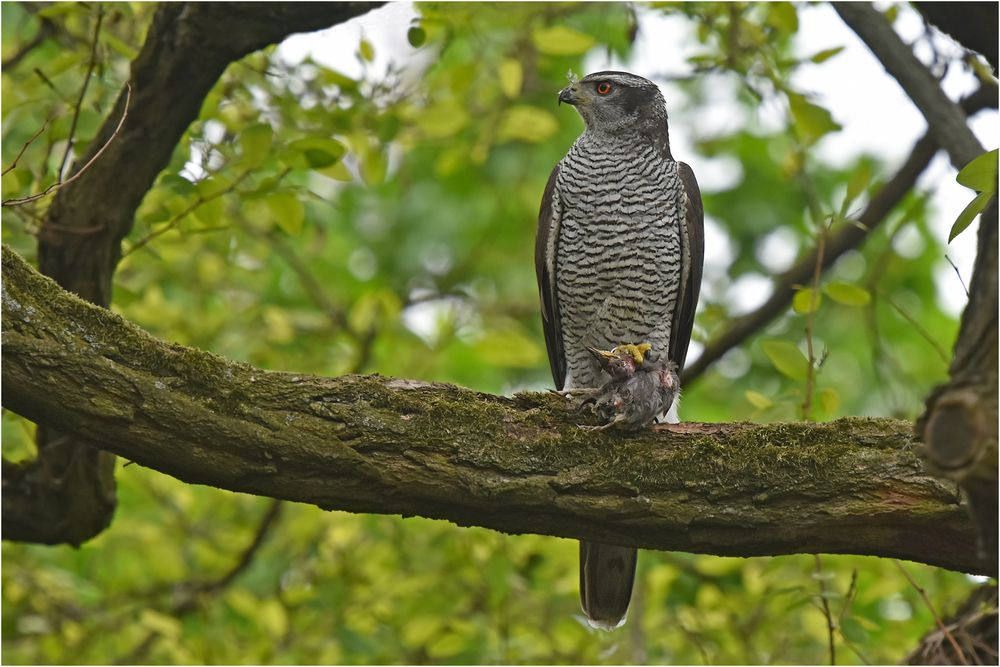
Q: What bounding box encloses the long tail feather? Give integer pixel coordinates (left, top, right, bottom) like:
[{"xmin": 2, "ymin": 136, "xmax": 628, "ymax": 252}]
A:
[{"xmin": 579, "ymin": 540, "xmax": 637, "ymax": 630}]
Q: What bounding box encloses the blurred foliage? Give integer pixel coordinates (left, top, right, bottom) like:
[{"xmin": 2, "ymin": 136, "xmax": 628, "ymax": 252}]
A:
[{"xmin": 1, "ymin": 1, "xmax": 985, "ymax": 664}]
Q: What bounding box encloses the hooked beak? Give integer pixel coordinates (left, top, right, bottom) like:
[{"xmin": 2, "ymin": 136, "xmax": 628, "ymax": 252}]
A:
[{"xmin": 558, "ymin": 84, "xmax": 580, "ymax": 106}]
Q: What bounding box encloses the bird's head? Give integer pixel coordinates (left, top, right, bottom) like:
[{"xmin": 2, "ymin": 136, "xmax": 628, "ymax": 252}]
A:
[
  {"xmin": 558, "ymin": 71, "xmax": 667, "ymax": 136},
  {"xmin": 587, "ymin": 343, "xmax": 650, "ymax": 378},
  {"xmin": 587, "ymin": 345, "xmax": 636, "ymax": 378}
]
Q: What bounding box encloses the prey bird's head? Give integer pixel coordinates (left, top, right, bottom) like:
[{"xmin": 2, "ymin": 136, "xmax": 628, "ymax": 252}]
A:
[
  {"xmin": 586, "ymin": 343, "xmax": 653, "ymax": 379},
  {"xmin": 558, "ymin": 71, "xmax": 667, "ymax": 135}
]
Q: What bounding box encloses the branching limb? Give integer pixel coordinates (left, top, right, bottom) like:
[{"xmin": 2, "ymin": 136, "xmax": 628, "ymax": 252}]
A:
[{"xmin": 2, "ymin": 1, "xmax": 385, "ymax": 548}]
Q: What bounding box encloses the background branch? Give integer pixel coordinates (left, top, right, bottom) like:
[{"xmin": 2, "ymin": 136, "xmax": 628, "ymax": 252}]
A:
[
  {"xmin": 683, "ymin": 87, "xmax": 997, "ymax": 386},
  {"xmin": 833, "ymin": 2, "xmax": 985, "ymax": 169}
]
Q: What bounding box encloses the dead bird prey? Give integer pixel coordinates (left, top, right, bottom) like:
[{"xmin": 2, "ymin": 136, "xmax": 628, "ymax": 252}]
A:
[{"xmin": 579, "ymin": 343, "xmax": 679, "ymax": 431}]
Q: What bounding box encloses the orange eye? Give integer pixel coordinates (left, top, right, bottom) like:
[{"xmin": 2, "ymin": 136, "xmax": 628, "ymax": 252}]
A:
[{"xmin": 596, "ymin": 82, "xmax": 612, "ymax": 95}]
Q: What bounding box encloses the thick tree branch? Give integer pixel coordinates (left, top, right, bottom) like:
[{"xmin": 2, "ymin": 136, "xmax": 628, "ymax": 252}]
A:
[
  {"xmin": 683, "ymin": 87, "xmax": 997, "ymax": 385},
  {"xmin": 913, "ymin": 2, "xmax": 998, "ymax": 73},
  {"xmin": 833, "ymin": 2, "xmax": 985, "ymax": 170},
  {"xmin": 1, "ymin": 246, "xmax": 990, "ymax": 575},
  {"xmin": 4, "ymin": 1, "xmax": 383, "ymax": 547},
  {"xmin": 919, "ymin": 196, "xmax": 998, "ymax": 572}
]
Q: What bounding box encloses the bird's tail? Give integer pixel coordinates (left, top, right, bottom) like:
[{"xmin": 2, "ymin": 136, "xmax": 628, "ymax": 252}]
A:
[{"xmin": 579, "ymin": 540, "xmax": 637, "ymax": 630}]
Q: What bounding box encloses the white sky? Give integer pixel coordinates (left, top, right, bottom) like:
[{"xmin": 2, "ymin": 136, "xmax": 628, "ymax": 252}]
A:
[{"xmin": 277, "ymin": 3, "xmax": 998, "ymax": 340}]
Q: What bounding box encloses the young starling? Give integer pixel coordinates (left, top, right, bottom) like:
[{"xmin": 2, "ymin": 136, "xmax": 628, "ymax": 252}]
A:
[{"xmin": 582, "ymin": 344, "xmax": 680, "ymax": 432}]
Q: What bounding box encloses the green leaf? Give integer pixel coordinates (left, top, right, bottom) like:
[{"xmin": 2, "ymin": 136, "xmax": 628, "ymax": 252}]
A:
[
  {"xmin": 159, "ymin": 174, "xmax": 196, "ymax": 196},
  {"xmin": 413, "ymin": 101, "xmax": 469, "ymax": 139},
  {"xmin": 845, "ymin": 162, "xmax": 872, "ymax": 204},
  {"xmin": 361, "ymin": 148, "xmax": 387, "ymax": 186},
  {"xmin": 949, "ymin": 189, "xmax": 992, "ymax": 242},
  {"xmin": 359, "ymin": 38, "xmax": 375, "ymax": 62},
  {"xmin": 745, "ymin": 390, "xmax": 773, "ymax": 410},
  {"xmin": 318, "ymin": 160, "xmax": 353, "ymax": 182},
  {"xmin": 287, "ymin": 137, "xmax": 346, "ymax": 169},
  {"xmin": 239, "ymin": 123, "xmax": 272, "ymax": 168},
  {"xmin": 266, "ymin": 192, "xmax": 305, "ymax": 236},
  {"xmin": 320, "ymin": 69, "xmax": 358, "ymax": 91},
  {"xmin": 498, "ymin": 105, "xmax": 558, "ymax": 143},
  {"xmin": 824, "ymin": 281, "xmax": 871, "ymax": 306},
  {"xmin": 348, "ymin": 290, "xmax": 401, "ymax": 333},
  {"xmin": 103, "ymin": 34, "xmax": 138, "ymax": 60},
  {"xmin": 840, "ymin": 617, "xmax": 869, "ymax": 643},
  {"xmin": 498, "ymin": 58, "xmax": 523, "ymax": 98},
  {"xmin": 474, "ymin": 327, "xmax": 543, "ymax": 368},
  {"xmin": 808, "ymin": 46, "xmax": 844, "ymax": 64},
  {"xmin": 792, "ymin": 287, "xmax": 822, "ymax": 314},
  {"xmin": 787, "ymin": 92, "xmax": 841, "ymax": 145},
  {"xmin": 191, "ymin": 195, "xmax": 224, "ymax": 227},
  {"xmin": 139, "ymin": 610, "xmax": 182, "ymax": 640},
  {"xmin": 819, "ymin": 387, "xmax": 840, "ymax": 415},
  {"xmin": 956, "ymin": 148, "xmax": 997, "ymax": 192},
  {"xmin": 532, "ymin": 25, "xmax": 595, "ymax": 56},
  {"xmin": 761, "ymin": 340, "xmax": 809, "ymax": 381},
  {"xmin": 407, "ymin": 26, "xmax": 426, "ymax": 48},
  {"xmin": 765, "ymin": 2, "xmax": 799, "ymax": 33}
]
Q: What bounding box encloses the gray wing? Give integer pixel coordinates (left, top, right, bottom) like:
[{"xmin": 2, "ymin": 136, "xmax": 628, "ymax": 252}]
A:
[
  {"xmin": 535, "ymin": 164, "xmax": 566, "ymax": 390},
  {"xmin": 668, "ymin": 162, "xmax": 704, "ymax": 372}
]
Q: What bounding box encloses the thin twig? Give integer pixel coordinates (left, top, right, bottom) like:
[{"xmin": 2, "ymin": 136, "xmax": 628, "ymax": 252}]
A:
[
  {"xmin": 2, "ymin": 83, "xmax": 131, "ymax": 208},
  {"xmin": 813, "ymin": 555, "xmax": 837, "ymax": 665},
  {"xmin": 58, "ymin": 5, "xmax": 104, "ymax": 182},
  {"xmin": 122, "ymin": 168, "xmax": 251, "ymax": 256},
  {"xmin": 33, "ymin": 67, "xmax": 67, "ymax": 101},
  {"xmin": 877, "ymin": 289, "xmax": 950, "ymax": 364},
  {"xmin": 831, "ymin": 569, "xmax": 871, "ymax": 664},
  {"xmin": 893, "ymin": 560, "xmax": 970, "ymax": 666},
  {"xmin": 944, "ymin": 255, "xmax": 970, "ymax": 297},
  {"xmin": 837, "ymin": 635, "xmax": 871, "ymax": 665},
  {"xmin": 1, "ymin": 113, "xmax": 54, "ymax": 176},
  {"xmin": 801, "ymin": 217, "xmax": 831, "ymax": 420}
]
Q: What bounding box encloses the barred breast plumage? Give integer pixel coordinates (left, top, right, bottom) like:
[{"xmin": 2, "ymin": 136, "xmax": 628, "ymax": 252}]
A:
[{"xmin": 554, "ymin": 133, "xmax": 685, "ymax": 389}]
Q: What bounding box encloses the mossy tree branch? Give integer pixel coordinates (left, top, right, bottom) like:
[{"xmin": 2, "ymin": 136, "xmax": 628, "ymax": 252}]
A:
[{"xmin": 1, "ymin": 245, "xmax": 990, "ymax": 575}]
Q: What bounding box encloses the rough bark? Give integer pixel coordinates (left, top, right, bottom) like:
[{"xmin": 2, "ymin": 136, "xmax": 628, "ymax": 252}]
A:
[
  {"xmin": 919, "ymin": 197, "xmax": 998, "ymax": 572},
  {"xmin": 4, "ymin": 1, "xmax": 383, "ymax": 546},
  {"xmin": 1, "ymin": 245, "xmax": 991, "ymax": 575}
]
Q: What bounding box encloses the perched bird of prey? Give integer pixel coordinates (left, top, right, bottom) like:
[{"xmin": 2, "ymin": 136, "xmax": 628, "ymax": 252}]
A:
[
  {"xmin": 582, "ymin": 344, "xmax": 680, "ymax": 432},
  {"xmin": 535, "ymin": 71, "xmax": 704, "ymax": 630}
]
